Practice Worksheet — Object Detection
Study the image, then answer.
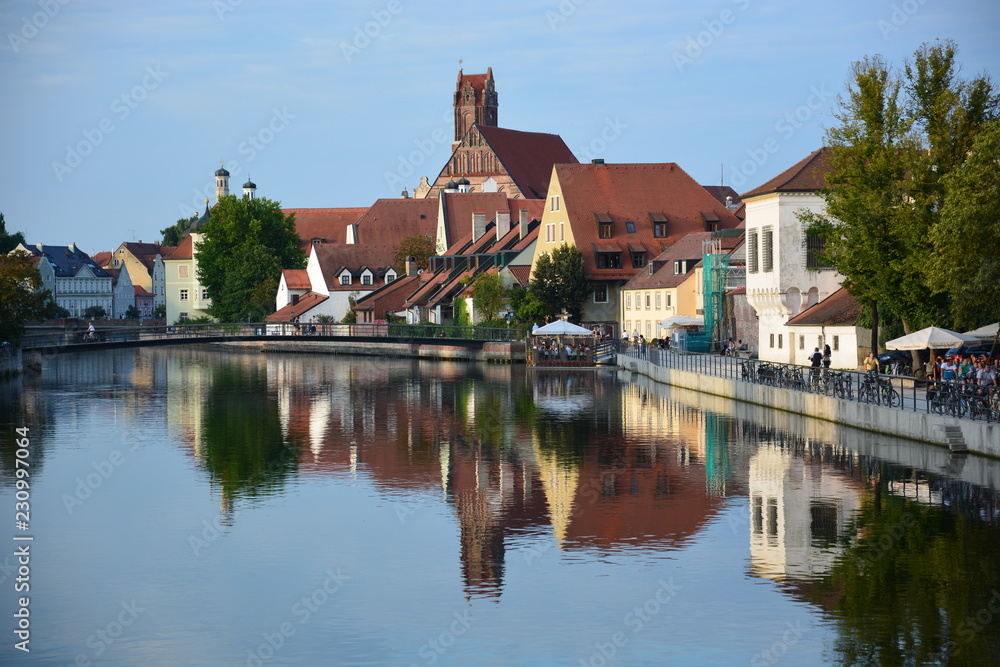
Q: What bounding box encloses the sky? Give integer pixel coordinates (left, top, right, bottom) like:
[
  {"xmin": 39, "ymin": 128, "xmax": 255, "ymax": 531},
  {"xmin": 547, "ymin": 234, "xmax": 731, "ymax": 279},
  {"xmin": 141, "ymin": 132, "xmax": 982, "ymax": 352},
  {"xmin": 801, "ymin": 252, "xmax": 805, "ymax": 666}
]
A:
[{"xmin": 1, "ymin": 0, "xmax": 997, "ymax": 256}]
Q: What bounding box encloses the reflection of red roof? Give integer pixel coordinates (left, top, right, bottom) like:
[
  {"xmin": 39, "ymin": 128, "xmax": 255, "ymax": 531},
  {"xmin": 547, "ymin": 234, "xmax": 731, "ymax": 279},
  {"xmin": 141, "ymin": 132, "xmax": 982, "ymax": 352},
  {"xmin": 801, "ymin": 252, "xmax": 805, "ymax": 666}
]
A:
[
  {"xmin": 741, "ymin": 148, "xmax": 832, "ymax": 199},
  {"xmin": 265, "ymin": 292, "xmax": 329, "ymax": 321},
  {"xmin": 554, "ymin": 163, "xmax": 742, "ymax": 279},
  {"xmin": 786, "ymin": 287, "xmax": 860, "ymax": 326},
  {"xmin": 283, "ymin": 207, "xmax": 366, "ymax": 249},
  {"xmin": 282, "ymin": 269, "xmax": 311, "ymax": 291}
]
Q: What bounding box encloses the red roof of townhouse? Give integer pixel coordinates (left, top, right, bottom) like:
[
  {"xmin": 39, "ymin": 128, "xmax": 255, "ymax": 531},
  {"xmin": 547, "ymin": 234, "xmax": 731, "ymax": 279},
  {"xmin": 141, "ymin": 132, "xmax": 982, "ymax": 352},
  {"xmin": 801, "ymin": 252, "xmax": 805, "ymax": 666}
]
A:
[
  {"xmin": 282, "ymin": 207, "xmax": 367, "ymax": 249},
  {"xmin": 741, "ymin": 148, "xmax": 833, "ymax": 199},
  {"xmin": 92, "ymin": 251, "xmax": 112, "ymax": 267},
  {"xmin": 265, "ymin": 291, "xmax": 329, "ymax": 322},
  {"xmin": 352, "ymin": 198, "xmax": 439, "ymax": 244},
  {"xmin": 162, "ymin": 235, "xmax": 194, "ymax": 260},
  {"xmin": 786, "ymin": 287, "xmax": 860, "ymax": 326},
  {"xmin": 552, "ymin": 162, "xmax": 743, "ymax": 280},
  {"xmin": 134, "ymin": 285, "xmax": 154, "ymax": 297},
  {"xmin": 282, "ymin": 269, "xmax": 311, "ymax": 291},
  {"xmin": 352, "ymin": 275, "xmax": 422, "ymax": 319},
  {"xmin": 310, "ymin": 243, "xmax": 398, "ymax": 291},
  {"xmin": 623, "ymin": 231, "xmax": 742, "ymax": 291}
]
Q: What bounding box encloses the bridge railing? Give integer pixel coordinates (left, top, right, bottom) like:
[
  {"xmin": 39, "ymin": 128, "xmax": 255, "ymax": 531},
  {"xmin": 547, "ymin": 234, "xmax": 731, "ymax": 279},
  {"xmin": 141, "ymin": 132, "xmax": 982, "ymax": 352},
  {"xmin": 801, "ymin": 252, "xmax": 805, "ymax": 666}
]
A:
[{"xmin": 20, "ymin": 322, "xmax": 526, "ymax": 349}]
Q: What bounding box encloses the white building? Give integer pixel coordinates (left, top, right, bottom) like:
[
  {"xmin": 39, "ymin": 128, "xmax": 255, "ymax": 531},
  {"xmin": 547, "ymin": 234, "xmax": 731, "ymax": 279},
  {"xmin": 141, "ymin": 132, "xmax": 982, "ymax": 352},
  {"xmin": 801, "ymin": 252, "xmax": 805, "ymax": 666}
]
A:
[
  {"xmin": 743, "ymin": 149, "xmax": 855, "ymax": 365},
  {"xmin": 13, "ymin": 242, "xmax": 113, "ymax": 317}
]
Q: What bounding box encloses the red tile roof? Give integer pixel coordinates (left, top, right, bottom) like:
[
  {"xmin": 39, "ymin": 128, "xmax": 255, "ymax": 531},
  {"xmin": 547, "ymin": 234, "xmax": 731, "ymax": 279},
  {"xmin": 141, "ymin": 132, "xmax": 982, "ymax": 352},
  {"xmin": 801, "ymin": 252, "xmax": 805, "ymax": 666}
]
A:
[
  {"xmin": 92, "ymin": 251, "xmax": 112, "ymax": 267},
  {"xmin": 786, "ymin": 287, "xmax": 860, "ymax": 326},
  {"xmin": 310, "ymin": 244, "xmax": 398, "ymax": 290},
  {"xmin": 741, "ymin": 148, "xmax": 833, "ymax": 199},
  {"xmin": 282, "ymin": 269, "xmax": 311, "ymax": 291},
  {"xmin": 163, "ymin": 235, "xmax": 193, "ymax": 260},
  {"xmin": 282, "ymin": 207, "xmax": 367, "ymax": 249},
  {"xmin": 456, "ymin": 68, "xmax": 492, "ymax": 103},
  {"xmin": 553, "ymin": 162, "xmax": 743, "ymax": 280},
  {"xmin": 352, "ymin": 198, "xmax": 439, "ymax": 244},
  {"xmin": 134, "ymin": 285, "xmax": 154, "ymax": 297},
  {"xmin": 623, "ymin": 232, "xmax": 723, "ymax": 290},
  {"xmin": 477, "ymin": 125, "xmax": 578, "ymax": 199},
  {"xmin": 352, "ymin": 275, "xmax": 422, "ymax": 320},
  {"xmin": 265, "ymin": 291, "xmax": 329, "ymax": 322},
  {"xmin": 507, "ymin": 265, "xmax": 532, "ymax": 287}
]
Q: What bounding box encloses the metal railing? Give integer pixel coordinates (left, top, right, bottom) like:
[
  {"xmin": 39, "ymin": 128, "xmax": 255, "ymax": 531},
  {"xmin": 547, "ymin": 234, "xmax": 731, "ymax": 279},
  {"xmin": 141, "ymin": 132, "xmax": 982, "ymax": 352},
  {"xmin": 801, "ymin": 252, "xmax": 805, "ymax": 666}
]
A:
[
  {"xmin": 20, "ymin": 322, "xmax": 525, "ymax": 350},
  {"xmin": 620, "ymin": 343, "xmax": 999, "ymax": 424}
]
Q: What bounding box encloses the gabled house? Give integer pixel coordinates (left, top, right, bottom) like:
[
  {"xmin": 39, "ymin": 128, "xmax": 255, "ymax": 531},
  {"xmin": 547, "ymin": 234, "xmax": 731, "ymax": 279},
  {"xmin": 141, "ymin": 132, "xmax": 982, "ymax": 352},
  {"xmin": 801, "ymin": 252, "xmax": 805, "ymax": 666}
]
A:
[
  {"xmin": 528, "ymin": 161, "xmax": 743, "ymax": 330},
  {"xmin": 785, "ymin": 287, "xmax": 869, "ymax": 368},
  {"xmin": 105, "ymin": 267, "xmax": 135, "ymax": 318},
  {"xmin": 103, "ymin": 241, "xmax": 169, "ymax": 312},
  {"xmin": 162, "ymin": 208, "xmax": 213, "ymax": 324},
  {"xmin": 13, "ymin": 242, "xmax": 113, "ymax": 317},
  {"xmin": 742, "ymin": 148, "xmax": 847, "ymax": 364}
]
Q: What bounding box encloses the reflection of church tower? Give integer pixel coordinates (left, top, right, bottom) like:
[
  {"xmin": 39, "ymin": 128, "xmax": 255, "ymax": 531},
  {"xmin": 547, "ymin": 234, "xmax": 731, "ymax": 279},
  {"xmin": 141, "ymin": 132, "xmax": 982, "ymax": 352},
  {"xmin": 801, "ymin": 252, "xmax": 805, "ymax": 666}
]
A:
[
  {"xmin": 215, "ymin": 162, "xmax": 230, "ymax": 202},
  {"xmin": 453, "ymin": 67, "xmax": 498, "ymax": 144}
]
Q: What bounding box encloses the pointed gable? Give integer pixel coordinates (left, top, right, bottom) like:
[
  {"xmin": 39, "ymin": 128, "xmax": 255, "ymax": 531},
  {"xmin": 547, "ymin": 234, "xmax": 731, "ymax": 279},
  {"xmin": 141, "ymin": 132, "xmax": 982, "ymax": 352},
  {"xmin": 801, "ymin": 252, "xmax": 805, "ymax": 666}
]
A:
[{"xmin": 741, "ymin": 148, "xmax": 833, "ymax": 199}]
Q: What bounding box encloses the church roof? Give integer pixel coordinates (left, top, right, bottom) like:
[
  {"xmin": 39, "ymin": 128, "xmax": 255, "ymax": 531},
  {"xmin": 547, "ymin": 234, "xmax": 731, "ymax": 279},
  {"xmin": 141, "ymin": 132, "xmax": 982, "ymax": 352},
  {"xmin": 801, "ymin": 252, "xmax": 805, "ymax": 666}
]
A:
[
  {"xmin": 476, "ymin": 125, "xmax": 578, "ymax": 199},
  {"xmin": 741, "ymin": 148, "xmax": 833, "ymax": 199},
  {"xmin": 455, "ymin": 68, "xmax": 493, "ymax": 103}
]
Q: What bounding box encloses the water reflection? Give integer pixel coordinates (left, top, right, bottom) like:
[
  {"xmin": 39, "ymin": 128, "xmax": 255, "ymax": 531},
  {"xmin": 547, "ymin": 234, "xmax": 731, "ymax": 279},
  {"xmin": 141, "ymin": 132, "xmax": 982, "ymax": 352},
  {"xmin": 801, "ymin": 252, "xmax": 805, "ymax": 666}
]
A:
[{"xmin": 2, "ymin": 348, "xmax": 998, "ymax": 665}]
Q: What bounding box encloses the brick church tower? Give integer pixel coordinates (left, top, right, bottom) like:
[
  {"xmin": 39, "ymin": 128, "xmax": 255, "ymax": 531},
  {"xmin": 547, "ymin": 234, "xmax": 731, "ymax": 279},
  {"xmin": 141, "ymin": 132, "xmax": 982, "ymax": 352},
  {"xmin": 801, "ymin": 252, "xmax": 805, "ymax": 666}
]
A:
[{"xmin": 453, "ymin": 67, "xmax": 498, "ymax": 145}]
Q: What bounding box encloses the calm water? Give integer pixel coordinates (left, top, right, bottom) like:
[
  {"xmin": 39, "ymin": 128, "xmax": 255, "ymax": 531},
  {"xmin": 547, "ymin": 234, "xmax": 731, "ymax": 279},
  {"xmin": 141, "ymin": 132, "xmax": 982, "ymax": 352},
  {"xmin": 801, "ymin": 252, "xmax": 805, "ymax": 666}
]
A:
[{"xmin": 1, "ymin": 347, "xmax": 999, "ymax": 666}]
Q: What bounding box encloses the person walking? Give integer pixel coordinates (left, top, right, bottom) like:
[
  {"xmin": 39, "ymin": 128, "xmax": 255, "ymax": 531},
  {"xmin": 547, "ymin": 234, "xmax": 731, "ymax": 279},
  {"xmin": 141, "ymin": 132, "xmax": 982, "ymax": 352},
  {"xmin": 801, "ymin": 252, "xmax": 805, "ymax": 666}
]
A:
[
  {"xmin": 809, "ymin": 347, "xmax": 823, "ymax": 387},
  {"xmin": 822, "ymin": 344, "xmax": 832, "ymax": 369}
]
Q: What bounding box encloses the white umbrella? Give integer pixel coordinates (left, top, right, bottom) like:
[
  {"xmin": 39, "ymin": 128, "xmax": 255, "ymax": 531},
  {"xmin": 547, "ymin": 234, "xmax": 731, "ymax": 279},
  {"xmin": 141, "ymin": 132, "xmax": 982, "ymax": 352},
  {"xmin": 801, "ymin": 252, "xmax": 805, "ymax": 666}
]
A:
[
  {"xmin": 533, "ymin": 320, "xmax": 594, "ymax": 336},
  {"xmin": 964, "ymin": 322, "xmax": 999, "ymax": 340},
  {"xmin": 659, "ymin": 315, "xmax": 703, "ymax": 328},
  {"xmin": 885, "ymin": 326, "xmax": 981, "ymax": 350}
]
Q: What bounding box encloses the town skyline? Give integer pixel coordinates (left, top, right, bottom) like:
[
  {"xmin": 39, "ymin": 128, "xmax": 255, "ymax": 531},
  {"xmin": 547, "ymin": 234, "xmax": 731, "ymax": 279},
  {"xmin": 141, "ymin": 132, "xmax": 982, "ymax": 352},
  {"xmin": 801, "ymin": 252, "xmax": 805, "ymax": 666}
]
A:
[{"xmin": 2, "ymin": 0, "xmax": 996, "ymax": 254}]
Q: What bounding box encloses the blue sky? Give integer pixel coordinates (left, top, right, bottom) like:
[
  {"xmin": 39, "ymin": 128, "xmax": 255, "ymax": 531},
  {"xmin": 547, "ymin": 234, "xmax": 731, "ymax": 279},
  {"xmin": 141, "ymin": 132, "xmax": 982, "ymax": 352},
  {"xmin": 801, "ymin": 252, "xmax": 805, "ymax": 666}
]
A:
[{"xmin": 1, "ymin": 0, "xmax": 997, "ymax": 255}]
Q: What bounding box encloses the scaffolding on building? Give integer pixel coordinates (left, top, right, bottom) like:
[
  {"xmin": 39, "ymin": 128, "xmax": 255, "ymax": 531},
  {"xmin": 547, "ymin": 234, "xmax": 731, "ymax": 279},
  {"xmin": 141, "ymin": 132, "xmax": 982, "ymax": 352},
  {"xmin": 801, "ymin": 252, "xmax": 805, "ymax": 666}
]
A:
[{"xmin": 702, "ymin": 238, "xmax": 746, "ymax": 344}]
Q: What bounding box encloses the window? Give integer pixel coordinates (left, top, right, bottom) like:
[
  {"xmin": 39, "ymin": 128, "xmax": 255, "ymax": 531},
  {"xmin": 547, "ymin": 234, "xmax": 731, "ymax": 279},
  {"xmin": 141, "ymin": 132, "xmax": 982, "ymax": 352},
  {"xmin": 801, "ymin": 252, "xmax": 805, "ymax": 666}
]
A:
[
  {"xmin": 201, "ymin": 289, "xmax": 209, "ymax": 300},
  {"xmin": 179, "ymin": 311, "xmax": 189, "ymax": 319},
  {"xmin": 362, "ymin": 274, "xmax": 372, "ymax": 286},
  {"xmin": 340, "ymin": 274, "xmax": 351, "ymax": 286},
  {"xmin": 178, "ymin": 265, "xmax": 189, "ymax": 278},
  {"xmin": 674, "ymin": 260, "xmax": 688, "ymax": 275},
  {"xmin": 625, "ymin": 221, "xmax": 636, "ymax": 234},
  {"xmin": 599, "ymin": 223, "xmax": 612, "ymax": 239},
  {"xmin": 386, "ymin": 272, "xmax": 396, "ymax": 283},
  {"xmin": 762, "ymin": 226, "xmax": 774, "ymax": 272},
  {"xmin": 626, "ymin": 293, "xmax": 632, "ymax": 309},
  {"xmin": 666, "ymin": 293, "xmax": 672, "ymax": 308},
  {"xmin": 631, "ymin": 252, "xmax": 645, "ymax": 268},
  {"xmin": 654, "ymin": 223, "xmax": 666, "ymax": 238},
  {"xmin": 805, "ymin": 233, "xmax": 830, "ymax": 269},
  {"xmin": 549, "ymin": 195, "xmax": 560, "ymax": 211},
  {"xmin": 179, "ymin": 289, "xmax": 189, "ymax": 301},
  {"xmin": 594, "ymin": 285, "xmax": 608, "ymax": 303},
  {"xmin": 748, "ymin": 230, "xmax": 759, "ymax": 273},
  {"xmin": 769, "ymin": 333, "xmax": 775, "ymax": 348},
  {"xmin": 799, "ymin": 335, "xmax": 804, "ymax": 350},
  {"xmin": 655, "ymin": 293, "xmax": 661, "ymax": 309},
  {"xmin": 559, "ymin": 222, "xmax": 565, "ymax": 242},
  {"xmin": 778, "ymin": 334, "xmax": 783, "ymax": 349},
  {"xmin": 645, "ymin": 293, "xmax": 651, "ymax": 309},
  {"xmin": 595, "ymin": 253, "xmax": 621, "ymax": 269},
  {"xmin": 833, "ymin": 335, "xmax": 839, "ymax": 351}
]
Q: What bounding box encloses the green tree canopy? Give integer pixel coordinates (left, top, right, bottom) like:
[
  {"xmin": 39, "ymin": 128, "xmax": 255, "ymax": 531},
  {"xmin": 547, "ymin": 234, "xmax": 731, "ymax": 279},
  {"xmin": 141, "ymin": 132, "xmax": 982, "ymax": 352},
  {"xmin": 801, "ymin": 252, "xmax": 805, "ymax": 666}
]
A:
[
  {"xmin": 161, "ymin": 215, "xmax": 196, "ymax": 247},
  {"xmin": 391, "ymin": 233, "xmax": 435, "ymax": 274},
  {"xmin": 528, "ymin": 243, "xmax": 590, "ymax": 322},
  {"xmin": 196, "ymin": 196, "xmax": 305, "ymax": 322},
  {"xmin": 0, "ymin": 253, "xmax": 51, "ymax": 344},
  {"xmin": 801, "ymin": 40, "xmax": 997, "ymax": 347},
  {"xmin": 470, "ymin": 271, "xmax": 507, "ymax": 323},
  {"xmin": 0, "ymin": 212, "xmax": 27, "ymax": 255}
]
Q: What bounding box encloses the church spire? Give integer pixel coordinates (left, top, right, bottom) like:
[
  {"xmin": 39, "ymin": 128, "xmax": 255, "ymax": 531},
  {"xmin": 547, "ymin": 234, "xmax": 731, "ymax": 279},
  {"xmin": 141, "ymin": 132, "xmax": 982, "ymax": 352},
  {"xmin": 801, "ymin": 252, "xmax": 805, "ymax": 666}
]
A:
[
  {"xmin": 215, "ymin": 160, "xmax": 230, "ymax": 202},
  {"xmin": 453, "ymin": 67, "xmax": 498, "ymax": 144}
]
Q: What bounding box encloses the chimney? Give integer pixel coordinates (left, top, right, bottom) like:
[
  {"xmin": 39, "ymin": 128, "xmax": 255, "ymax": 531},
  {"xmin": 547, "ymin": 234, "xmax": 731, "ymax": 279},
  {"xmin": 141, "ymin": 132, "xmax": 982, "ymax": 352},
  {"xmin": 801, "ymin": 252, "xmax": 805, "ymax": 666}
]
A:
[
  {"xmin": 472, "ymin": 212, "xmax": 486, "ymax": 243},
  {"xmin": 495, "ymin": 210, "xmax": 511, "ymax": 241},
  {"xmin": 405, "ymin": 255, "xmax": 418, "ymax": 277},
  {"xmin": 519, "ymin": 208, "xmax": 529, "ymax": 240}
]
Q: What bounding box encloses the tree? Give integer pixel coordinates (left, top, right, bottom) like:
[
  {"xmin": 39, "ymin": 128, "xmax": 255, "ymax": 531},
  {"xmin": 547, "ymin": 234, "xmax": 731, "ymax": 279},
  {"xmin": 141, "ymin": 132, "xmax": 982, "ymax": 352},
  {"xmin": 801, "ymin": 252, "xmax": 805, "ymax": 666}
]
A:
[
  {"xmin": 196, "ymin": 196, "xmax": 305, "ymax": 323},
  {"xmin": 0, "ymin": 254, "xmax": 51, "ymax": 343},
  {"xmin": 125, "ymin": 305, "xmax": 141, "ymax": 319},
  {"xmin": 83, "ymin": 305, "xmax": 107, "ymax": 319},
  {"xmin": 801, "ymin": 41, "xmax": 997, "ymax": 354},
  {"xmin": 470, "ymin": 271, "xmax": 507, "ymax": 323},
  {"xmin": 0, "ymin": 212, "xmax": 27, "ymax": 255},
  {"xmin": 152, "ymin": 303, "xmax": 166, "ymax": 320},
  {"xmin": 528, "ymin": 243, "xmax": 590, "ymax": 322},
  {"xmin": 507, "ymin": 285, "xmax": 548, "ymax": 325},
  {"xmin": 391, "ymin": 233, "xmax": 435, "ymax": 274},
  {"xmin": 925, "ymin": 120, "xmax": 1000, "ymax": 325},
  {"xmin": 161, "ymin": 215, "xmax": 196, "ymax": 247}
]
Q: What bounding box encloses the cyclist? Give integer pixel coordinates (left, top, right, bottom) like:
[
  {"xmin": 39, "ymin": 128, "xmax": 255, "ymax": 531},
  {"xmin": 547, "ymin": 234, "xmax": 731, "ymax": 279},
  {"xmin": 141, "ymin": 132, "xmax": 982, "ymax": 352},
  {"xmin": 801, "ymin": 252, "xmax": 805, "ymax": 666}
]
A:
[{"xmin": 863, "ymin": 352, "xmax": 879, "ymax": 376}]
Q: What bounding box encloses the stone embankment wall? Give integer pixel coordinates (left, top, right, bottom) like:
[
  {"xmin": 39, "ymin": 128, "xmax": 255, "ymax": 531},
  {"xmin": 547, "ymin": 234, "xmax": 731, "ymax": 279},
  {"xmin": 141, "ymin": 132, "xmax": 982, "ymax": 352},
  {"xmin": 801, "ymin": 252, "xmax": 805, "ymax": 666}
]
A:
[
  {"xmin": 217, "ymin": 340, "xmax": 525, "ymax": 363},
  {"xmin": 620, "ymin": 355, "xmax": 999, "ymax": 458}
]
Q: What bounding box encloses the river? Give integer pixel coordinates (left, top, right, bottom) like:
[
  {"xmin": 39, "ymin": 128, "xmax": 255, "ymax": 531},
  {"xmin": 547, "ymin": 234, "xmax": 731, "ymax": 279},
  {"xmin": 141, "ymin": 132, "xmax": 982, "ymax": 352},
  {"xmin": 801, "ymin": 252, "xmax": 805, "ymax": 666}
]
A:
[{"xmin": 0, "ymin": 347, "xmax": 998, "ymax": 666}]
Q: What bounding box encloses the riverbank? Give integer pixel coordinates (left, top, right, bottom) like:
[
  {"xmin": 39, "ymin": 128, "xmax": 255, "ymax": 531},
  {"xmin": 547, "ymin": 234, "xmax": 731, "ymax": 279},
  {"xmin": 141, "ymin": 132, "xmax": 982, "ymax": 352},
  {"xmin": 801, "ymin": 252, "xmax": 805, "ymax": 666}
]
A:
[
  {"xmin": 619, "ymin": 354, "xmax": 999, "ymax": 458},
  {"xmin": 215, "ymin": 339, "xmax": 526, "ymax": 363}
]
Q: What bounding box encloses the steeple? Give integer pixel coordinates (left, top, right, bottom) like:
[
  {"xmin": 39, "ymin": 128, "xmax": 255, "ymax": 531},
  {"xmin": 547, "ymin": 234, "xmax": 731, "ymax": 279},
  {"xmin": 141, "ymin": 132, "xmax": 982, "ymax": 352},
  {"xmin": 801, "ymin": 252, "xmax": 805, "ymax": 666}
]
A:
[
  {"xmin": 215, "ymin": 160, "xmax": 230, "ymax": 202},
  {"xmin": 453, "ymin": 66, "xmax": 497, "ymax": 144},
  {"xmin": 242, "ymin": 176, "xmax": 257, "ymax": 199}
]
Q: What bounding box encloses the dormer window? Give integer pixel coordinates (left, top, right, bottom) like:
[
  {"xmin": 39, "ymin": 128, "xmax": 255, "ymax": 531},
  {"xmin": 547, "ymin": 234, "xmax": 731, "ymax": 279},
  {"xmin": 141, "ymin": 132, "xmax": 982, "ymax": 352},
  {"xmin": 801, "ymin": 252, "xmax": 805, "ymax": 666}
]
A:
[
  {"xmin": 650, "ymin": 212, "xmax": 668, "ymax": 238},
  {"xmin": 340, "ymin": 273, "xmax": 351, "ymax": 286},
  {"xmin": 596, "ymin": 213, "xmax": 613, "ymax": 239},
  {"xmin": 361, "ymin": 273, "xmax": 372, "ymax": 286}
]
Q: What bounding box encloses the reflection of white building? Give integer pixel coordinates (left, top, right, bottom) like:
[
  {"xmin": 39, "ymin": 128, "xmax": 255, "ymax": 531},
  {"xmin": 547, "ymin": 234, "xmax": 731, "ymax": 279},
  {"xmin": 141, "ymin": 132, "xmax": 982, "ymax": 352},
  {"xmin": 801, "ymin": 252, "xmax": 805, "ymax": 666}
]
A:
[{"xmin": 748, "ymin": 444, "xmax": 862, "ymax": 580}]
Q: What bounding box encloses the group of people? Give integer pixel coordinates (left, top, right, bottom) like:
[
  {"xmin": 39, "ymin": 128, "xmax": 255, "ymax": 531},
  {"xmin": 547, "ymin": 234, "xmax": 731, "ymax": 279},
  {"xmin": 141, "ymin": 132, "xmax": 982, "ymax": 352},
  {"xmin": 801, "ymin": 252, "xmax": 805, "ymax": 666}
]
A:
[
  {"xmin": 534, "ymin": 339, "xmax": 591, "ymax": 361},
  {"xmin": 723, "ymin": 338, "xmax": 749, "ymax": 357},
  {"xmin": 930, "ymin": 354, "xmax": 998, "ymax": 390}
]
